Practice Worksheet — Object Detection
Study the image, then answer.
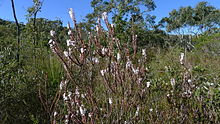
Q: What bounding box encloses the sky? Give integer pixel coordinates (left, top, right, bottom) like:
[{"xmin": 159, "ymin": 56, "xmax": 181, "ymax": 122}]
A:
[{"xmin": 0, "ymin": 0, "xmax": 220, "ymax": 26}]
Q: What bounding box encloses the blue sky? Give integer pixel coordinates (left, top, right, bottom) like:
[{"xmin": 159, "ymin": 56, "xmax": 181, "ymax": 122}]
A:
[{"xmin": 0, "ymin": 0, "xmax": 220, "ymax": 26}]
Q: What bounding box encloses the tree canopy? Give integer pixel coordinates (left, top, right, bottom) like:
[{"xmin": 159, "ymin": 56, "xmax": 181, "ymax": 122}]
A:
[{"xmin": 160, "ymin": 1, "xmax": 220, "ymax": 35}]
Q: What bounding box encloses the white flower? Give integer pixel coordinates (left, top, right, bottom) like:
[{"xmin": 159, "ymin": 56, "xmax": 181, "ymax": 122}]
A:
[
  {"xmin": 81, "ymin": 94, "xmax": 85, "ymax": 98},
  {"xmin": 149, "ymin": 108, "xmax": 153, "ymax": 112},
  {"xmin": 68, "ymin": 91, "xmax": 72, "ymax": 99},
  {"xmin": 65, "ymin": 115, "xmax": 69, "ymax": 124},
  {"xmin": 146, "ymin": 81, "xmax": 150, "ymax": 88},
  {"xmin": 109, "ymin": 98, "xmax": 113, "ymax": 105},
  {"xmin": 102, "ymin": 12, "xmax": 108, "ymax": 21},
  {"xmin": 50, "ymin": 30, "xmax": 56, "ymax": 37},
  {"xmin": 75, "ymin": 88, "xmax": 80, "ymax": 95},
  {"xmin": 146, "ymin": 67, "xmax": 149, "ymax": 71},
  {"xmin": 135, "ymin": 106, "xmax": 140, "ymax": 116},
  {"xmin": 88, "ymin": 113, "xmax": 92, "ymax": 118},
  {"xmin": 54, "ymin": 111, "xmax": 58, "ymax": 117},
  {"xmin": 138, "ymin": 78, "xmax": 142, "ymax": 84},
  {"xmin": 48, "ymin": 39, "xmax": 55, "ymax": 47},
  {"xmin": 63, "ymin": 93, "xmax": 68, "ymax": 101},
  {"xmin": 170, "ymin": 78, "xmax": 175, "ymax": 86},
  {"xmin": 101, "ymin": 48, "xmax": 108, "ymax": 55},
  {"xmin": 80, "ymin": 105, "xmax": 86, "ymax": 116},
  {"xmin": 96, "ymin": 25, "xmax": 99, "ymax": 32},
  {"xmin": 60, "ymin": 81, "xmax": 64, "ymax": 90},
  {"xmin": 80, "ymin": 48, "xmax": 85, "ymax": 53},
  {"xmin": 187, "ymin": 79, "xmax": 192, "ymax": 83},
  {"xmin": 63, "ymin": 51, "xmax": 69, "ymax": 57},
  {"xmin": 68, "ymin": 30, "xmax": 72, "ymax": 35},
  {"xmin": 66, "ymin": 39, "xmax": 76, "ymax": 46},
  {"xmin": 48, "ymin": 39, "xmax": 54, "ymax": 44},
  {"xmin": 126, "ymin": 60, "xmax": 132, "ymax": 69},
  {"xmin": 132, "ymin": 67, "xmax": 139, "ymax": 75},
  {"xmin": 67, "ymin": 23, "xmax": 70, "ymax": 29},
  {"xmin": 203, "ymin": 86, "xmax": 209, "ymax": 90},
  {"xmin": 68, "ymin": 47, "xmax": 72, "ymax": 53},
  {"xmin": 92, "ymin": 57, "xmax": 99, "ymax": 63},
  {"xmin": 111, "ymin": 24, "xmax": 114, "ymax": 28},
  {"xmin": 142, "ymin": 49, "xmax": 146, "ymax": 57},
  {"xmin": 165, "ymin": 66, "xmax": 169, "ymax": 71},
  {"xmin": 69, "ymin": 8, "xmax": 74, "ymax": 20},
  {"xmin": 180, "ymin": 53, "xmax": 184, "ymax": 65},
  {"xmin": 100, "ymin": 69, "xmax": 106, "ymax": 76},
  {"xmin": 117, "ymin": 53, "xmax": 121, "ymax": 61},
  {"xmin": 60, "ymin": 80, "xmax": 68, "ymax": 90}
]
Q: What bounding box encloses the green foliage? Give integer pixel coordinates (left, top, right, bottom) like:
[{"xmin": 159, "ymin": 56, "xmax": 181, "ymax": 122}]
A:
[
  {"xmin": 149, "ymin": 48, "xmax": 220, "ymax": 123},
  {"xmin": 26, "ymin": 0, "xmax": 42, "ymax": 19},
  {"xmin": 88, "ymin": 0, "xmax": 156, "ymax": 23},
  {"xmin": 193, "ymin": 32, "xmax": 220, "ymax": 55},
  {"xmin": 161, "ymin": 1, "xmax": 220, "ymax": 34},
  {"xmin": 24, "ymin": 18, "xmax": 65, "ymax": 46},
  {"xmin": 86, "ymin": 0, "xmax": 158, "ymax": 47},
  {"xmin": 0, "ymin": 18, "xmax": 65, "ymax": 123}
]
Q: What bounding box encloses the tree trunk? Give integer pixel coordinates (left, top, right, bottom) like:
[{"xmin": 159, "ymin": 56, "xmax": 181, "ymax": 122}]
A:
[{"xmin": 10, "ymin": 0, "xmax": 20, "ymax": 62}]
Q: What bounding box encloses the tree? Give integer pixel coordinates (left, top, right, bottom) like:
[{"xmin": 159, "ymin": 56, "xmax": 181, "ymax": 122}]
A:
[
  {"xmin": 85, "ymin": 0, "xmax": 158, "ymax": 48},
  {"xmin": 26, "ymin": 0, "xmax": 43, "ymax": 45},
  {"xmin": 86, "ymin": 0, "xmax": 155, "ymax": 29},
  {"xmin": 161, "ymin": 1, "xmax": 220, "ymax": 35},
  {"xmin": 10, "ymin": 0, "xmax": 20, "ymax": 62},
  {"xmin": 160, "ymin": 1, "xmax": 220, "ymax": 50},
  {"xmin": 193, "ymin": 2, "xmax": 220, "ymax": 34}
]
